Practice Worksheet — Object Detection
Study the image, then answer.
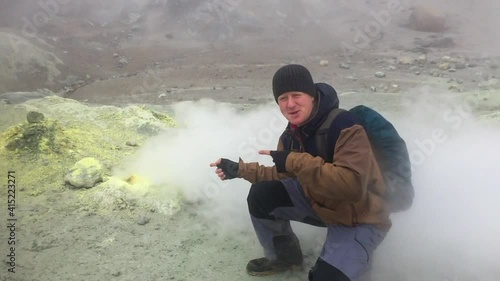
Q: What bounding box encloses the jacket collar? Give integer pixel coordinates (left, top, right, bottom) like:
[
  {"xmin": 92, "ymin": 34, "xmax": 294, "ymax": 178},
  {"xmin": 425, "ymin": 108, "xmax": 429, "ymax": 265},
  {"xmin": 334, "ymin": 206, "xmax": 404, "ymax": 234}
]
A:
[{"xmin": 287, "ymin": 83, "xmax": 339, "ymax": 137}]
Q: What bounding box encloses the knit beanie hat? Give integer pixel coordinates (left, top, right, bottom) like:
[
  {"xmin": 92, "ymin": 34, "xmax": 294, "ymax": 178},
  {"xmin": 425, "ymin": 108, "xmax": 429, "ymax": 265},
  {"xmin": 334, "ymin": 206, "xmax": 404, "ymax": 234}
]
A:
[{"xmin": 272, "ymin": 64, "xmax": 317, "ymax": 102}]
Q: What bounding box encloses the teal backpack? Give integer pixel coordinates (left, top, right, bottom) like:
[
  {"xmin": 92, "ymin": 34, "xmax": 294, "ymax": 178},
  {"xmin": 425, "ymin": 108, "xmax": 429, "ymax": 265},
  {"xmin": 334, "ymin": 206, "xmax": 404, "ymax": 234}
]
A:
[{"xmin": 315, "ymin": 105, "xmax": 414, "ymax": 212}]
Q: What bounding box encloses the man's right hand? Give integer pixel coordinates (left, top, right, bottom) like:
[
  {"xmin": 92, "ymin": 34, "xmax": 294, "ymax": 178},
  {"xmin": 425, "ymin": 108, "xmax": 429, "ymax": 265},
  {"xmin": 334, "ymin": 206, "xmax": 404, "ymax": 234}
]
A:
[{"xmin": 210, "ymin": 158, "xmax": 239, "ymax": 180}]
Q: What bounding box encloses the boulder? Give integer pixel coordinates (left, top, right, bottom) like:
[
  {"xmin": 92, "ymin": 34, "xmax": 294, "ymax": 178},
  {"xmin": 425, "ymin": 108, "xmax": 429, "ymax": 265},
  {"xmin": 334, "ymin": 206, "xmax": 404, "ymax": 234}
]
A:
[
  {"xmin": 26, "ymin": 111, "xmax": 45, "ymax": 124},
  {"xmin": 65, "ymin": 157, "xmax": 104, "ymax": 188},
  {"xmin": 399, "ymin": 56, "xmax": 415, "ymax": 65},
  {"xmin": 409, "ymin": 5, "xmax": 447, "ymax": 33}
]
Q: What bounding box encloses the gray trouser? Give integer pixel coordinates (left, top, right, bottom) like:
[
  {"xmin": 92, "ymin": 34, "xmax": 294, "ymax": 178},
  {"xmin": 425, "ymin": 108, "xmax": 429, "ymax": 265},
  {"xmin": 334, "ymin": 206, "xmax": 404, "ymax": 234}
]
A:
[{"xmin": 249, "ymin": 178, "xmax": 387, "ymax": 281}]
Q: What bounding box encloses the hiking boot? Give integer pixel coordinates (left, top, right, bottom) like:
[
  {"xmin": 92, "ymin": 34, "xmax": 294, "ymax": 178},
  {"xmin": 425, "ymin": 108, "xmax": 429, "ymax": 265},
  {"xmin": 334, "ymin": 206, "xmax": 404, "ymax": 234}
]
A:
[
  {"xmin": 246, "ymin": 234, "xmax": 304, "ymax": 276},
  {"xmin": 246, "ymin": 257, "xmax": 302, "ymax": 276}
]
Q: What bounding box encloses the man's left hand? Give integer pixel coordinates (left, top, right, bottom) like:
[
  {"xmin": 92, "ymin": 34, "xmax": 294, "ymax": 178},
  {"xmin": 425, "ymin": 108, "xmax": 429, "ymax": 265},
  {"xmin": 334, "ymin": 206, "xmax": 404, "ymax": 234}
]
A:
[{"xmin": 258, "ymin": 150, "xmax": 290, "ymax": 173}]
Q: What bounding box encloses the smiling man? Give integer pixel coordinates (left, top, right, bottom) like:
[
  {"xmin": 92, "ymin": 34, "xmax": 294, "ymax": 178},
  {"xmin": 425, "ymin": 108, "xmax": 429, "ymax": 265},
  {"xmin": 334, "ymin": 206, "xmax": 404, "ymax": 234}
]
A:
[{"xmin": 210, "ymin": 64, "xmax": 390, "ymax": 281}]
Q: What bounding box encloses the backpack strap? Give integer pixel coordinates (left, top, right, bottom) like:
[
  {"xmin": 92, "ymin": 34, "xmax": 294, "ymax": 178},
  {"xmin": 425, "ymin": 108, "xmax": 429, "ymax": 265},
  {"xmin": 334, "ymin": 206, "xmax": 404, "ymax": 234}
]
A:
[{"xmin": 315, "ymin": 108, "xmax": 346, "ymax": 162}]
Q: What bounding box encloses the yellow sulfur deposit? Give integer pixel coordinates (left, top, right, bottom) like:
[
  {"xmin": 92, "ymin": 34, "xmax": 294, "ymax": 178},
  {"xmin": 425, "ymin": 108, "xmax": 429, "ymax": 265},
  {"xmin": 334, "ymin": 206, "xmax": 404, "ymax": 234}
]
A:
[
  {"xmin": 0, "ymin": 95, "xmax": 182, "ymax": 215},
  {"xmin": 1, "ymin": 118, "xmax": 71, "ymax": 156},
  {"xmin": 124, "ymin": 174, "xmax": 151, "ymax": 196}
]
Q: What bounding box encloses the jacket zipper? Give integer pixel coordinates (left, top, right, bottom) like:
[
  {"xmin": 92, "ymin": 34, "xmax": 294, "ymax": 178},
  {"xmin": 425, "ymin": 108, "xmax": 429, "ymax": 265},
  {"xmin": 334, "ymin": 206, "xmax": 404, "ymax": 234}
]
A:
[
  {"xmin": 351, "ymin": 204, "xmax": 358, "ymax": 226},
  {"xmin": 284, "ymin": 129, "xmax": 305, "ymax": 152}
]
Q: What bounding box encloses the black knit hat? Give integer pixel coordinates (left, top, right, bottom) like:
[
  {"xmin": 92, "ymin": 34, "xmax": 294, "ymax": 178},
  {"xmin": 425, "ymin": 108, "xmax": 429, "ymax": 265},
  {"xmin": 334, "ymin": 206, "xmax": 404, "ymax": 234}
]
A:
[{"xmin": 272, "ymin": 64, "xmax": 317, "ymax": 102}]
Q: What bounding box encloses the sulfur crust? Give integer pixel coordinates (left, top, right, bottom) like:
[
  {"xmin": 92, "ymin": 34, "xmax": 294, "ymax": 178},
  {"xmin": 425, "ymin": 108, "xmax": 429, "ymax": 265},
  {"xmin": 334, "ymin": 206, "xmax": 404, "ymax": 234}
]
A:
[{"xmin": 0, "ymin": 95, "xmax": 182, "ymax": 215}]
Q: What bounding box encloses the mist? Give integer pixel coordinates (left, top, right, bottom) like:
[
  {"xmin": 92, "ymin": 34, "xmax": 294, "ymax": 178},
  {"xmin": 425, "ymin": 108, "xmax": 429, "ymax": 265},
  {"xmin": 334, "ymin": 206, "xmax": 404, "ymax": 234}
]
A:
[
  {"xmin": 371, "ymin": 88, "xmax": 500, "ymax": 281},
  {"xmin": 2, "ymin": 0, "xmax": 500, "ymax": 55},
  {"xmin": 117, "ymin": 99, "xmax": 285, "ymax": 233}
]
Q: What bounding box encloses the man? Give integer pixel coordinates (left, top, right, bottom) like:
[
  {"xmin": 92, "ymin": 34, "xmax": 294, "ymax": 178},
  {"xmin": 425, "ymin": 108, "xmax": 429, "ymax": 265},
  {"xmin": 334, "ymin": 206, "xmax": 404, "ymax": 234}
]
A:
[{"xmin": 210, "ymin": 64, "xmax": 390, "ymax": 281}]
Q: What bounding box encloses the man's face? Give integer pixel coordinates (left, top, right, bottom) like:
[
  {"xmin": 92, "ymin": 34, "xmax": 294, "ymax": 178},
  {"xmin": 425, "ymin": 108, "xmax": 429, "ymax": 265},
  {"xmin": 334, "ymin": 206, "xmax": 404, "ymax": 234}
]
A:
[{"xmin": 277, "ymin": 91, "xmax": 315, "ymax": 126}]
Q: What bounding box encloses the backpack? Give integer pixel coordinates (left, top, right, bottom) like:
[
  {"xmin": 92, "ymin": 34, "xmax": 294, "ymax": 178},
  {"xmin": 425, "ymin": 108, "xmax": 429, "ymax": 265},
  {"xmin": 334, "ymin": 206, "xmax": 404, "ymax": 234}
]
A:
[{"xmin": 315, "ymin": 105, "xmax": 414, "ymax": 212}]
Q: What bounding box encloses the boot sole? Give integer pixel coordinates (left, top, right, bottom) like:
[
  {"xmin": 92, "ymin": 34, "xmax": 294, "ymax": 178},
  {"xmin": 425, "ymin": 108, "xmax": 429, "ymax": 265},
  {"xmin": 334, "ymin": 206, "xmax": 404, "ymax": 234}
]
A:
[{"xmin": 246, "ymin": 264, "xmax": 303, "ymax": 277}]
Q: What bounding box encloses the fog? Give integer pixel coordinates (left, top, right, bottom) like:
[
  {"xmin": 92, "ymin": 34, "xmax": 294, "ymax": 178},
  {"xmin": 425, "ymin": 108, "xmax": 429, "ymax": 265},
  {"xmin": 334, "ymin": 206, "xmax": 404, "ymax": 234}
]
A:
[
  {"xmin": 2, "ymin": 0, "xmax": 500, "ymax": 55},
  {"xmin": 375, "ymin": 88, "xmax": 500, "ymax": 280}
]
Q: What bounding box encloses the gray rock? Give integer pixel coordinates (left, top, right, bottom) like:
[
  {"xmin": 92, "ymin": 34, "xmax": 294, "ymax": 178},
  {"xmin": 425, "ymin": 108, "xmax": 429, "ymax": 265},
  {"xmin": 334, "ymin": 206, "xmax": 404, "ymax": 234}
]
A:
[
  {"xmin": 398, "ymin": 56, "xmax": 414, "ymax": 65},
  {"xmin": 389, "ymin": 84, "xmax": 400, "ymax": 93},
  {"xmin": 27, "ymin": 111, "xmax": 45, "ymax": 124},
  {"xmin": 441, "ymin": 56, "xmax": 452, "ymax": 63},
  {"xmin": 455, "ymin": 62, "xmax": 467, "ymax": 69},
  {"xmin": 339, "ymin": 63, "xmax": 350, "ymax": 69},
  {"xmin": 137, "ymin": 216, "xmax": 150, "ymax": 225},
  {"xmin": 375, "ymin": 71, "xmax": 386, "ymax": 78},
  {"xmin": 439, "ymin": 63, "xmax": 450, "ymax": 70},
  {"xmin": 65, "ymin": 157, "xmax": 104, "ymax": 188},
  {"xmin": 63, "ymin": 86, "xmax": 74, "ymax": 94},
  {"xmin": 125, "ymin": 141, "xmax": 139, "ymax": 147},
  {"xmin": 117, "ymin": 57, "xmax": 129, "ymax": 68},
  {"xmin": 416, "ymin": 55, "xmax": 427, "ymax": 64},
  {"xmin": 449, "ymin": 84, "xmax": 464, "ymax": 92},
  {"xmin": 409, "ymin": 5, "xmax": 446, "ymax": 32}
]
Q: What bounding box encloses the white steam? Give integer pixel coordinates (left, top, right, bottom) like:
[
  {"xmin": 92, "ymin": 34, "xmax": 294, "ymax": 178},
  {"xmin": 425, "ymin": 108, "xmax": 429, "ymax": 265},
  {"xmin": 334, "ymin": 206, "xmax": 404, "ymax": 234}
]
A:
[
  {"xmin": 373, "ymin": 88, "xmax": 500, "ymax": 281},
  {"xmin": 120, "ymin": 87, "xmax": 499, "ymax": 280},
  {"xmin": 121, "ymin": 99, "xmax": 287, "ymax": 233}
]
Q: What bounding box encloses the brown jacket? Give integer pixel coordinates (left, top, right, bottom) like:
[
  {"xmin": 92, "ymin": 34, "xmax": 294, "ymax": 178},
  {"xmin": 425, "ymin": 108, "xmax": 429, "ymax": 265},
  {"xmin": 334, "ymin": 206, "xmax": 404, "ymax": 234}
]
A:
[{"xmin": 238, "ymin": 122, "xmax": 391, "ymax": 231}]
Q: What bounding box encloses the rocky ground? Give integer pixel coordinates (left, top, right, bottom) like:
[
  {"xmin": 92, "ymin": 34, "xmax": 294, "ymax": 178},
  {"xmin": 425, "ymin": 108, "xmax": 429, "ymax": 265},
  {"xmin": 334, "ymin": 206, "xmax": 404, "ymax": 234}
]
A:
[{"xmin": 1, "ymin": 1, "xmax": 500, "ymax": 281}]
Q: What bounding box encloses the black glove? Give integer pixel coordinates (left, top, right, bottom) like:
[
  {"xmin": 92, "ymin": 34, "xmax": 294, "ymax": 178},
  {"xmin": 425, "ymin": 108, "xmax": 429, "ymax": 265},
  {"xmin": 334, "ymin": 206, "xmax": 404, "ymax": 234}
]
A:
[
  {"xmin": 270, "ymin": 150, "xmax": 291, "ymax": 173},
  {"xmin": 217, "ymin": 158, "xmax": 239, "ymax": 180}
]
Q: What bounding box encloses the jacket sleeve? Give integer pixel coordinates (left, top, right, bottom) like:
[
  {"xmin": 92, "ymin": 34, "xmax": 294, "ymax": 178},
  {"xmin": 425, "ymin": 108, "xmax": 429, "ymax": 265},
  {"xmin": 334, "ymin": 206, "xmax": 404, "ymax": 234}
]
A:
[
  {"xmin": 284, "ymin": 124, "xmax": 376, "ymax": 202},
  {"xmin": 237, "ymin": 138, "xmax": 295, "ymax": 184}
]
